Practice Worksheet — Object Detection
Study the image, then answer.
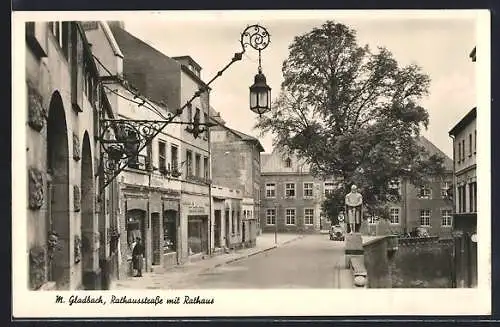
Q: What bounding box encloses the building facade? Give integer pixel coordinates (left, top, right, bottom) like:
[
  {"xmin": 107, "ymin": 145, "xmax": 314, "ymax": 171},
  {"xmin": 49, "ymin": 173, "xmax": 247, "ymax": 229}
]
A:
[
  {"xmin": 210, "ymin": 185, "xmax": 245, "ymax": 250},
  {"xmin": 108, "ymin": 23, "xmax": 212, "ymax": 266},
  {"xmin": 449, "ymin": 106, "xmax": 477, "ymax": 287},
  {"xmin": 365, "ymin": 136, "xmax": 454, "ymax": 238},
  {"xmin": 210, "ymin": 117, "xmax": 263, "ymax": 246},
  {"xmin": 260, "ymin": 148, "xmax": 330, "ymax": 233},
  {"xmin": 26, "ymin": 21, "xmax": 112, "ymax": 290}
]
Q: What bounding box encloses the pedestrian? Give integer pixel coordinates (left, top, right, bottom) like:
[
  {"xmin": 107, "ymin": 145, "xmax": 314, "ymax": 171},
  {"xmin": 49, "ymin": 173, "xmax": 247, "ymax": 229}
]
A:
[{"xmin": 132, "ymin": 237, "xmax": 145, "ymax": 277}]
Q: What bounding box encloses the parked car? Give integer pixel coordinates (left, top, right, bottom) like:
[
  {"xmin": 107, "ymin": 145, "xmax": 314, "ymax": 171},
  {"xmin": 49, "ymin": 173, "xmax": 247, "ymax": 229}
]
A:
[{"xmin": 329, "ymin": 224, "xmax": 345, "ymax": 241}]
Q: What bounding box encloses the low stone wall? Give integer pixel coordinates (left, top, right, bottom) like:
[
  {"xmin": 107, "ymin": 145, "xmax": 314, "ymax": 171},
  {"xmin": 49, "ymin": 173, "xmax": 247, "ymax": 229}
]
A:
[
  {"xmin": 361, "ymin": 236, "xmax": 453, "ymax": 288},
  {"xmin": 391, "ymin": 237, "xmax": 453, "ymax": 288},
  {"xmin": 362, "ymin": 236, "xmax": 395, "ymax": 288}
]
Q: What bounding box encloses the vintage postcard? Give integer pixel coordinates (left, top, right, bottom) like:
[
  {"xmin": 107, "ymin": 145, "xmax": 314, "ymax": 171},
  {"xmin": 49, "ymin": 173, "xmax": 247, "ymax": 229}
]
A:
[{"xmin": 12, "ymin": 9, "xmax": 491, "ymax": 318}]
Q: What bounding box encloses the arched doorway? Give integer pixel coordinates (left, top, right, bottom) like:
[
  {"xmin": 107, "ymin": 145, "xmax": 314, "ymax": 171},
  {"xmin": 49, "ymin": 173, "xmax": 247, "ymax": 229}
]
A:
[
  {"xmin": 46, "ymin": 91, "xmax": 70, "ymax": 289},
  {"xmin": 80, "ymin": 132, "xmax": 96, "ymax": 289}
]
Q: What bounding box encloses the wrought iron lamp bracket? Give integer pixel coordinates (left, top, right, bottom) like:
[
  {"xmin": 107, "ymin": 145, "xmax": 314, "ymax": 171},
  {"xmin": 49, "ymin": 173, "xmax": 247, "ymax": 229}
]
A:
[{"xmin": 97, "ymin": 24, "xmax": 270, "ymax": 196}]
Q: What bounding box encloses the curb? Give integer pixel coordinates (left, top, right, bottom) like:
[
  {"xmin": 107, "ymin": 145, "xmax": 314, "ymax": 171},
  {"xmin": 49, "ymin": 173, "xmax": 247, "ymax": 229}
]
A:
[{"xmin": 201, "ymin": 235, "xmax": 305, "ymax": 273}]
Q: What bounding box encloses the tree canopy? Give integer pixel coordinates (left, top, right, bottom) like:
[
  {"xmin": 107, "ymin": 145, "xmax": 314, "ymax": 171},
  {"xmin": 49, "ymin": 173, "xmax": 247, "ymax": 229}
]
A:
[{"xmin": 255, "ymin": 21, "xmax": 447, "ymax": 223}]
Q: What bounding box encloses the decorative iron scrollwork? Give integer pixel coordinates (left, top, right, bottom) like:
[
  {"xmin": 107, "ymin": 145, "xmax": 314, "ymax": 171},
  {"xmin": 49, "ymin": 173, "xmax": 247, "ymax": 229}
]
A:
[
  {"xmin": 240, "ymin": 25, "xmax": 270, "ymax": 51},
  {"xmin": 99, "ymin": 118, "xmax": 167, "ymax": 186}
]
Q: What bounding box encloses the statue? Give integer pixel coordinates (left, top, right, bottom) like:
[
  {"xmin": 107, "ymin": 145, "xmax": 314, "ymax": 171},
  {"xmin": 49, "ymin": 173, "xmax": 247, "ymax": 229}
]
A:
[{"xmin": 345, "ymin": 184, "xmax": 363, "ymax": 234}]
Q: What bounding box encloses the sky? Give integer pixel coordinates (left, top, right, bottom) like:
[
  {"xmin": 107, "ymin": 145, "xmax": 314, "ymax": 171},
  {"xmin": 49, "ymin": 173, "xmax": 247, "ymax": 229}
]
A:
[{"xmin": 122, "ymin": 11, "xmax": 478, "ymax": 158}]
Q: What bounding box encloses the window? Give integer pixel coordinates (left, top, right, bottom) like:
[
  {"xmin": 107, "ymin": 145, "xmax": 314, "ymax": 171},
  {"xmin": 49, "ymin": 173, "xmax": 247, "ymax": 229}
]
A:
[
  {"xmin": 265, "ymin": 183, "xmax": 276, "ymax": 198},
  {"xmin": 474, "ymin": 130, "xmax": 477, "ymax": 153},
  {"xmin": 461, "ymin": 139, "xmax": 465, "ymax": 161},
  {"xmin": 418, "ymin": 185, "xmax": 431, "ymax": 199},
  {"xmin": 469, "ymin": 133, "xmax": 473, "ymax": 156},
  {"xmin": 266, "ymin": 209, "xmax": 276, "ymax": 225},
  {"xmin": 61, "ymin": 22, "xmax": 70, "ymax": 58},
  {"xmin": 441, "ymin": 209, "xmax": 452, "ymax": 227},
  {"xmin": 303, "ymin": 183, "xmax": 314, "ymax": 197},
  {"xmin": 195, "ymin": 154, "xmax": 201, "ymax": 177},
  {"xmin": 285, "ymin": 183, "xmax": 296, "ymax": 197},
  {"xmin": 203, "ymin": 156, "xmax": 209, "ymax": 180},
  {"xmin": 186, "ymin": 150, "xmax": 193, "ymax": 176},
  {"xmin": 204, "ymin": 112, "xmax": 209, "ymax": 138},
  {"xmin": 368, "ymin": 216, "xmax": 378, "ymax": 225},
  {"xmin": 187, "ymin": 104, "xmax": 193, "ymax": 122},
  {"xmin": 158, "ymin": 140, "xmax": 167, "ymax": 173},
  {"xmin": 286, "ymin": 208, "xmax": 296, "ymax": 225},
  {"xmin": 473, "ymin": 182, "xmax": 477, "ymax": 212},
  {"xmin": 458, "ymin": 185, "xmax": 467, "ymax": 213},
  {"xmin": 419, "ymin": 209, "xmax": 431, "ymax": 227},
  {"xmin": 285, "ymin": 157, "xmax": 292, "ymax": 168},
  {"xmin": 458, "ymin": 142, "xmax": 461, "ymax": 163},
  {"xmin": 231, "ymin": 210, "xmax": 235, "ymax": 234},
  {"xmin": 469, "ymin": 182, "xmax": 477, "ymax": 213},
  {"xmin": 324, "ymin": 182, "xmax": 336, "ymax": 197},
  {"xmin": 237, "ymin": 211, "xmax": 241, "ymax": 234},
  {"xmin": 441, "ymin": 181, "xmax": 451, "ymax": 198},
  {"xmin": 171, "ymin": 145, "xmax": 179, "ymax": 172},
  {"xmin": 389, "ymin": 208, "xmax": 400, "ymax": 224},
  {"xmin": 304, "ymin": 208, "xmax": 314, "ymax": 225}
]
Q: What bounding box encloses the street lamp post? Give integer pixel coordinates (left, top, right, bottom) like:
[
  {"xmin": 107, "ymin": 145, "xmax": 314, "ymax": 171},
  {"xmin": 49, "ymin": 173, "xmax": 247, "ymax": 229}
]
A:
[{"xmin": 97, "ymin": 24, "xmax": 271, "ymax": 195}]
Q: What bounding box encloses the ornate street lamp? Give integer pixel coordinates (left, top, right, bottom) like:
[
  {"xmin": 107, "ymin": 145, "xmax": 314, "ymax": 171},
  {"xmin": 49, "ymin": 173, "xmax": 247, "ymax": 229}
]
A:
[
  {"xmin": 241, "ymin": 25, "xmax": 272, "ymax": 116},
  {"xmin": 98, "ymin": 24, "xmax": 271, "ymax": 195}
]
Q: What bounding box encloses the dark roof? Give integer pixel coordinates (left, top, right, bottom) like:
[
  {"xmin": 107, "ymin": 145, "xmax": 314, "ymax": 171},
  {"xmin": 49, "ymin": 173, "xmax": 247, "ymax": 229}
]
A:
[
  {"xmin": 212, "ymin": 119, "xmax": 264, "ymax": 152},
  {"xmin": 172, "ymin": 55, "xmax": 202, "ymax": 71},
  {"xmin": 470, "ymin": 47, "xmax": 476, "ymax": 62},
  {"xmin": 417, "ymin": 136, "xmax": 453, "ymax": 171},
  {"xmin": 449, "ymin": 107, "xmax": 477, "ymax": 137}
]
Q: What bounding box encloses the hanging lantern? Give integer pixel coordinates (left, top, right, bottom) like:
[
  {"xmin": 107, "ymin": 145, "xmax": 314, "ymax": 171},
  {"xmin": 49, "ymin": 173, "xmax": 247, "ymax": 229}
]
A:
[{"xmin": 249, "ymin": 70, "xmax": 271, "ymax": 116}]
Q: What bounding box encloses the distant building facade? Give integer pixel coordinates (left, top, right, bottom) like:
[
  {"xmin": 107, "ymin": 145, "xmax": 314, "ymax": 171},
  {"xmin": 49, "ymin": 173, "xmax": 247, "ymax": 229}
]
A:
[
  {"xmin": 449, "ymin": 106, "xmax": 477, "ymax": 287},
  {"xmin": 366, "ymin": 136, "xmax": 454, "ymax": 238},
  {"xmin": 209, "ymin": 117, "xmax": 264, "ymax": 246},
  {"xmin": 260, "ymin": 148, "xmax": 336, "ymax": 233}
]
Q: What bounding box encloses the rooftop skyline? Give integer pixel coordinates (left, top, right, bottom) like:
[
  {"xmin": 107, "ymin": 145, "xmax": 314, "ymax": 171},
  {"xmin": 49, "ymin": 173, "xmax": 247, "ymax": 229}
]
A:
[{"xmin": 120, "ymin": 11, "xmax": 477, "ymax": 158}]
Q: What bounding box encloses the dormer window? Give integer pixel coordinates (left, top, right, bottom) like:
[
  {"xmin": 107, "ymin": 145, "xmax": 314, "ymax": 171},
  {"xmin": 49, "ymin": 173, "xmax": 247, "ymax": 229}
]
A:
[{"xmin": 285, "ymin": 157, "xmax": 292, "ymax": 168}]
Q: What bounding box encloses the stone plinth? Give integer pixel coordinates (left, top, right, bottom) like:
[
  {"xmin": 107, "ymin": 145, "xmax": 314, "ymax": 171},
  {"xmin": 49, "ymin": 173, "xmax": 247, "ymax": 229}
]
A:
[{"xmin": 345, "ymin": 233, "xmax": 363, "ymax": 267}]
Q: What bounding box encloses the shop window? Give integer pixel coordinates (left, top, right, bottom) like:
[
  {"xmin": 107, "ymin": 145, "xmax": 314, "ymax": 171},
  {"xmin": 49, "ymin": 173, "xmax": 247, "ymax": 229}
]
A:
[{"xmin": 163, "ymin": 210, "xmax": 177, "ymax": 254}]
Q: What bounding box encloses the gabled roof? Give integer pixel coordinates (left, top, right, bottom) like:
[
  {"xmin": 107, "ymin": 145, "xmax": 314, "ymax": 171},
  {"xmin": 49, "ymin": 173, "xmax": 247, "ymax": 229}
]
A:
[
  {"xmin": 449, "ymin": 107, "xmax": 476, "ymax": 137},
  {"xmin": 417, "ymin": 136, "xmax": 453, "ymax": 171},
  {"xmin": 212, "ymin": 118, "xmax": 264, "ymax": 152}
]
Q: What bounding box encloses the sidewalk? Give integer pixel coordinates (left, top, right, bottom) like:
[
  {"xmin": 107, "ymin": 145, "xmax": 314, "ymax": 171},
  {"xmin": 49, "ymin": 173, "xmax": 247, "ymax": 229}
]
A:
[{"xmin": 111, "ymin": 233, "xmax": 305, "ymax": 290}]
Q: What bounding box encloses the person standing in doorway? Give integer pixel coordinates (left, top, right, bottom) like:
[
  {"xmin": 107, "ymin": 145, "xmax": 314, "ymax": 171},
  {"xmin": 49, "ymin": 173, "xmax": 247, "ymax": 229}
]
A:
[{"xmin": 132, "ymin": 237, "xmax": 145, "ymax": 277}]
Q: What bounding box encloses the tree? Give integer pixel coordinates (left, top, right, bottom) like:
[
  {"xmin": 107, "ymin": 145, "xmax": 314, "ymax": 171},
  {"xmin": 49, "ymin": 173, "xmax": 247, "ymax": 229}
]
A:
[{"xmin": 255, "ymin": 21, "xmax": 447, "ymax": 223}]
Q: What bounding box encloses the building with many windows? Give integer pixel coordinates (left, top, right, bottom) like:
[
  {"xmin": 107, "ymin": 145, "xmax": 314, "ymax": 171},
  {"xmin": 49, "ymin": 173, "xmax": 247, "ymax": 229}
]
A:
[
  {"xmin": 449, "ymin": 105, "xmax": 477, "ymax": 288},
  {"xmin": 106, "ymin": 23, "xmax": 212, "ymax": 268},
  {"xmin": 365, "ymin": 136, "xmax": 454, "ymax": 237},
  {"xmin": 260, "ymin": 148, "xmax": 339, "ymax": 233}
]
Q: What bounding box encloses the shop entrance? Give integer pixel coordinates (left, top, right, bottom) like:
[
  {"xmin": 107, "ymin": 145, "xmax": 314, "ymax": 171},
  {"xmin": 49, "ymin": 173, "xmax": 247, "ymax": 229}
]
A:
[{"xmin": 187, "ymin": 215, "xmax": 208, "ymax": 255}]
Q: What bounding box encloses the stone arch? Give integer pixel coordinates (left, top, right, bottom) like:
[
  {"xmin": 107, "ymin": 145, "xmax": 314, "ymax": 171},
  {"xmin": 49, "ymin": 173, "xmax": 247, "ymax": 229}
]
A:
[
  {"xmin": 46, "ymin": 91, "xmax": 70, "ymax": 289},
  {"xmin": 80, "ymin": 131, "xmax": 98, "ymax": 289}
]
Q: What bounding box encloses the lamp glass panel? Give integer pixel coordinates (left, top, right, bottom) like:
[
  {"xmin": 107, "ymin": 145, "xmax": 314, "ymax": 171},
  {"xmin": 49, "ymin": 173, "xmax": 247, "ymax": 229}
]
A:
[
  {"xmin": 250, "ymin": 92, "xmax": 258, "ymax": 109},
  {"xmin": 258, "ymin": 90, "xmax": 268, "ymax": 109}
]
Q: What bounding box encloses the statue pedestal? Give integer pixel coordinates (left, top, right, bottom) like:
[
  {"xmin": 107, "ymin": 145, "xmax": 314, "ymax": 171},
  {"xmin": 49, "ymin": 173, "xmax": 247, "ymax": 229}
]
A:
[{"xmin": 344, "ymin": 233, "xmax": 364, "ymax": 268}]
